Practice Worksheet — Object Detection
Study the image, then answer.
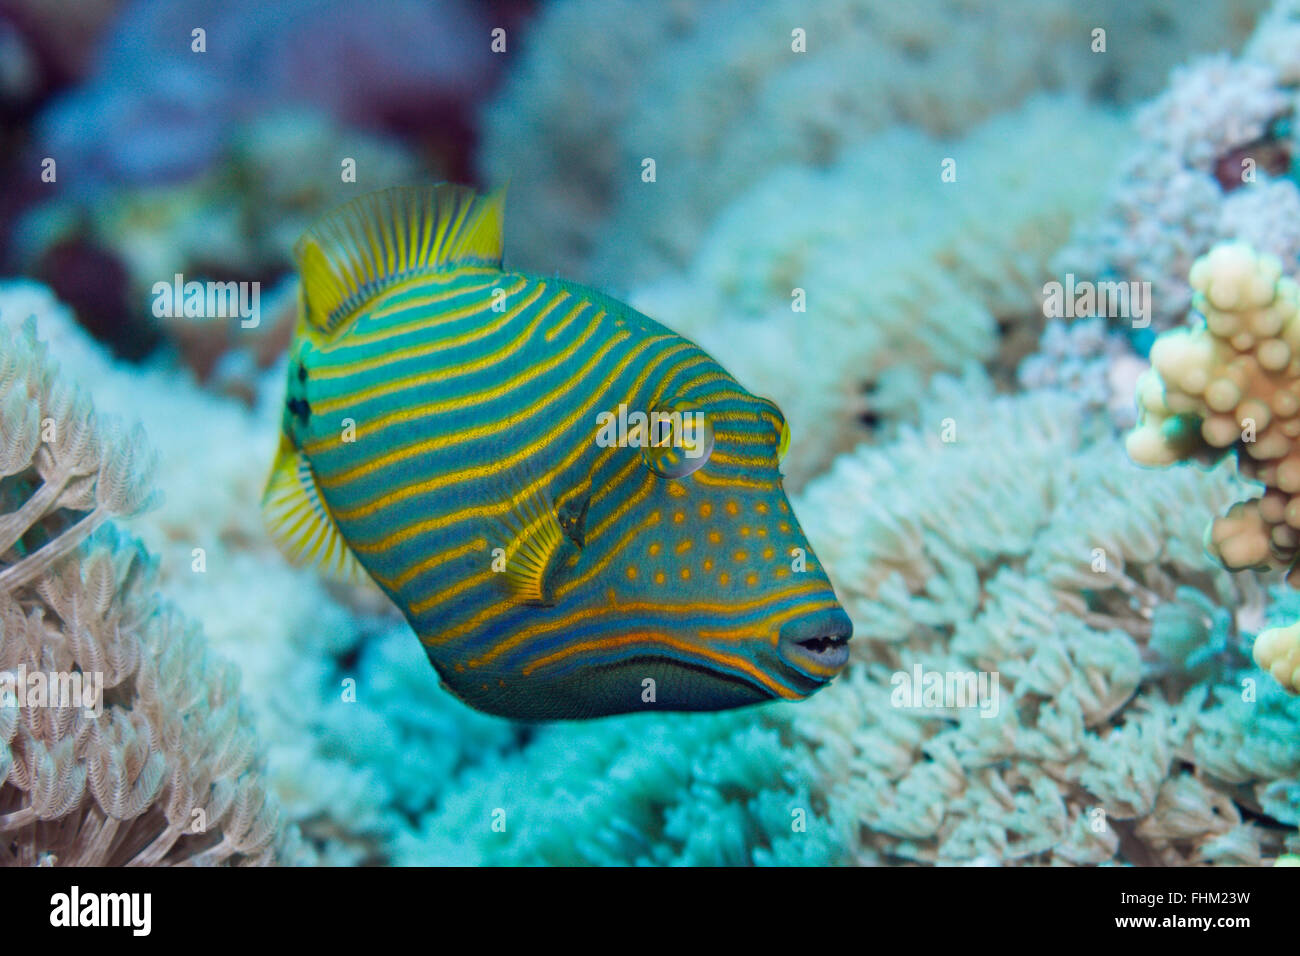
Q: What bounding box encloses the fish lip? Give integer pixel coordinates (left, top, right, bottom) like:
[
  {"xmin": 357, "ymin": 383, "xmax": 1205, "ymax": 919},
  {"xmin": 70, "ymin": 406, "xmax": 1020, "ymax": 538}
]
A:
[{"xmin": 776, "ymin": 609, "xmax": 853, "ymax": 684}]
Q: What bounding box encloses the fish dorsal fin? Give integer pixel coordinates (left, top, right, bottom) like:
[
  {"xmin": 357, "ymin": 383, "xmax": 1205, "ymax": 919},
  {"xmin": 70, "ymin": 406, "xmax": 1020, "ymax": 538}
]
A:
[
  {"xmin": 294, "ymin": 183, "xmax": 506, "ymax": 337},
  {"xmin": 261, "ymin": 436, "xmax": 369, "ymax": 585},
  {"xmin": 496, "ymin": 489, "xmax": 580, "ymax": 606}
]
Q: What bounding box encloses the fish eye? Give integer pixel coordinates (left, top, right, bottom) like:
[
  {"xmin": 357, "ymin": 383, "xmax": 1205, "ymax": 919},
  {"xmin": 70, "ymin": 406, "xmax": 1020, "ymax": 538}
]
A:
[
  {"xmin": 640, "ymin": 400, "xmax": 714, "ymax": 478},
  {"xmin": 778, "ymin": 419, "xmax": 790, "ymax": 463}
]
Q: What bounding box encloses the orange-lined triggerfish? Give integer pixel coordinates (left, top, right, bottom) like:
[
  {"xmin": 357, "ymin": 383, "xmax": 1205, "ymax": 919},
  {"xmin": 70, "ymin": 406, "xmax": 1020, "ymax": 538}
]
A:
[{"xmin": 262, "ymin": 184, "xmax": 852, "ymax": 719}]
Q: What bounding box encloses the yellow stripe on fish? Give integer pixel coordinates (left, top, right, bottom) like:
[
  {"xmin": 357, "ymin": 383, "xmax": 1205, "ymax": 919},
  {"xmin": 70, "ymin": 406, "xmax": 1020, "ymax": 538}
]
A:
[{"xmin": 262, "ymin": 183, "xmax": 851, "ymax": 720}]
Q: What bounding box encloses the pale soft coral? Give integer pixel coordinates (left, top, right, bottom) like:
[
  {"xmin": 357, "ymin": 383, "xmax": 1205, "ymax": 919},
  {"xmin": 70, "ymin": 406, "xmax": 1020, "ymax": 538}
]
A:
[{"xmin": 0, "ymin": 316, "xmax": 300, "ymax": 865}]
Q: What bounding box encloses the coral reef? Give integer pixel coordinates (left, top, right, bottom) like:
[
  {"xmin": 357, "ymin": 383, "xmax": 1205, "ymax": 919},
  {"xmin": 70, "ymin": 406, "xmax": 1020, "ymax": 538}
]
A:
[
  {"xmin": 483, "ymin": 0, "xmax": 1267, "ymax": 283},
  {"xmin": 1016, "ymin": 318, "xmax": 1147, "ymax": 430},
  {"xmin": 395, "ymin": 706, "xmax": 841, "ymax": 866},
  {"xmin": 8, "ymin": 0, "xmax": 1300, "ymax": 870},
  {"xmin": 1128, "ymin": 243, "xmax": 1300, "ymax": 579},
  {"xmin": 0, "ymin": 315, "xmax": 296, "ymax": 865},
  {"xmin": 36, "ymin": 0, "xmax": 490, "ymax": 190},
  {"xmin": 1127, "ymin": 241, "xmax": 1300, "ymax": 701},
  {"xmin": 15, "ymin": 106, "xmax": 420, "ymax": 385},
  {"xmin": 1059, "ymin": 1, "xmax": 1300, "ymax": 331},
  {"xmin": 792, "ymin": 376, "xmax": 1293, "ymax": 865},
  {"xmin": 631, "ymin": 96, "xmax": 1125, "ymax": 486},
  {"xmin": 1254, "ymin": 619, "xmax": 1300, "ymax": 689},
  {"xmin": 0, "ymin": 281, "xmax": 519, "ymax": 865},
  {"xmin": 388, "ymin": 377, "xmax": 1299, "ymax": 866}
]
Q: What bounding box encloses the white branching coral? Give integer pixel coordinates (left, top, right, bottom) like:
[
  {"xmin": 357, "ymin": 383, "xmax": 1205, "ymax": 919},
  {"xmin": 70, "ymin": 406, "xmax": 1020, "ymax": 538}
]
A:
[
  {"xmin": 1127, "ymin": 241, "xmax": 1300, "ymax": 694},
  {"xmin": 788, "ymin": 377, "xmax": 1295, "ymax": 865},
  {"xmin": 1128, "ymin": 243, "xmax": 1300, "ymax": 571},
  {"xmin": 0, "ymin": 319, "xmax": 297, "ymax": 866}
]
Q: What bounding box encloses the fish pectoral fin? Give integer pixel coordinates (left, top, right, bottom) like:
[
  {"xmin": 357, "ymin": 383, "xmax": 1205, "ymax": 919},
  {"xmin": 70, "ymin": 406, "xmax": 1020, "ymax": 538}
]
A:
[
  {"xmin": 261, "ymin": 435, "xmax": 369, "ymax": 585},
  {"xmin": 495, "ymin": 491, "xmax": 580, "ymax": 607},
  {"xmin": 557, "ymin": 494, "xmax": 590, "ymax": 548},
  {"xmin": 294, "ymin": 183, "xmax": 507, "ymax": 338}
]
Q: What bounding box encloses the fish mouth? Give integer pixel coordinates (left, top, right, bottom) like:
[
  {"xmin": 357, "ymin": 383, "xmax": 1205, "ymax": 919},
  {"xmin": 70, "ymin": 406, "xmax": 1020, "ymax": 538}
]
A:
[{"xmin": 777, "ymin": 608, "xmax": 853, "ymax": 683}]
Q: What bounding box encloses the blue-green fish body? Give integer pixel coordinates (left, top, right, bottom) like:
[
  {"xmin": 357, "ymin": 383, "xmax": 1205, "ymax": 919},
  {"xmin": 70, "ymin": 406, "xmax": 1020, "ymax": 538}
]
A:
[{"xmin": 264, "ymin": 184, "xmax": 851, "ymax": 719}]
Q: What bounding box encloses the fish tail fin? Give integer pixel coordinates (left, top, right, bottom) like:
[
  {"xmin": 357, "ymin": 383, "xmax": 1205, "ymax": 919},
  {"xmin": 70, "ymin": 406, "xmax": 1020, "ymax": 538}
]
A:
[
  {"xmin": 294, "ymin": 183, "xmax": 507, "ymax": 338},
  {"xmin": 261, "ymin": 433, "xmax": 369, "ymax": 585}
]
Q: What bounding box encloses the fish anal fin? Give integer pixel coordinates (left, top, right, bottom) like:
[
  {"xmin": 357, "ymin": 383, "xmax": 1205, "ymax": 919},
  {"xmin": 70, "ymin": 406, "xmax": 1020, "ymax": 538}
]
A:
[
  {"xmin": 294, "ymin": 183, "xmax": 507, "ymax": 338},
  {"xmin": 261, "ymin": 435, "xmax": 369, "ymax": 586}
]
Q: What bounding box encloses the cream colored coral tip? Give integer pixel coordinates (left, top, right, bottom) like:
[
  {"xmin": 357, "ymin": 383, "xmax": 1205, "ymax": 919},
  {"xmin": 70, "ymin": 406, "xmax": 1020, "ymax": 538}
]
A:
[
  {"xmin": 1204, "ymin": 378, "xmax": 1241, "ymax": 412},
  {"xmin": 1201, "ymin": 243, "xmax": 1259, "ymax": 312},
  {"xmin": 1125, "ymin": 426, "xmax": 1174, "ymax": 466},
  {"xmin": 1254, "ymin": 430, "xmax": 1292, "ymax": 460},
  {"xmin": 1251, "ymin": 304, "xmax": 1286, "ymax": 338},
  {"xmin": 1260, "ymin": 490, "xmax": 1289, "ymax": 523},
  {"xmin": 1278, "ymin": 456, "xmax": 1300, "ymax": 493},
  {"xmin": 1189, "ymin": 257, "xmax": 1210, "ymax": 291},
  {"xmin": 1242, "ymin": 258, "xmax": 1280, "ymax": 308},
  {"xmin": 1254, "ymin": 623, "xmax": 1300, "ymax": 692},
  {"xmin": 1201, "ymin": 413, "xmax": 1240, "ymax": 447},
  {"xmin": 1254, "ymin": 621, "xmax": 1300, "ymax": 658},
  {"xmin": 1136, "ymin": 369, "xmax": 1167, "ymax": 410},
  {"xmin": 1258, "ymin": 337, "xmax": 1291, "ymax": 370},
  {"xmin": 1218, "ymin": 530, "xmax": 1271, "ymax": 569},
  {"xmin": 1150, "ymin": 330, "xmax": 1204, "ymax": 376},
  {"xmin": 1180, "ymin": 366, "xmax": 1209, "ymax": 394},
  {"xmin": 1206, "ymin": 308, "xmax": 1240, "ymax": 338}
]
